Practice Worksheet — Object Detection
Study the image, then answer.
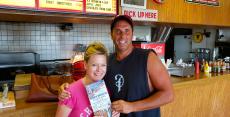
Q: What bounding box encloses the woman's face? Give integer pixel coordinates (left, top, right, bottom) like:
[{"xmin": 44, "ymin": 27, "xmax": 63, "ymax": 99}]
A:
[{"xmin": 85, "ymin": 54, "xmax": 107, "ymax": 82}]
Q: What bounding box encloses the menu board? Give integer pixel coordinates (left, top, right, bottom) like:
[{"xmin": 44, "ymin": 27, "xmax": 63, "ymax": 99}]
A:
[
  {"xmin": 86, "ymin": 0, "xmax": 116, "ymax": 15},
  {"xmin": 0, "ymin": 0, "xmax": 116, "ymax": 15},
  {"xmin": 0, "ymin": 0, "xmax": 36, "ymax": 8},
  {"xmin": 38, "ymin": 0, "xmax": 83, "ymax": 12}
]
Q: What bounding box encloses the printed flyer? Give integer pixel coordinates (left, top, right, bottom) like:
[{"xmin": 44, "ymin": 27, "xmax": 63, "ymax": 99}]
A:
[{"xmin": 86, "ymin": 80, "xmax": 112, "ymax": 117}]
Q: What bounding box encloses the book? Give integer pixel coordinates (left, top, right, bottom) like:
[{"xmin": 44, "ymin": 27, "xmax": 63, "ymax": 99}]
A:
[
  {"xmin": 13, "ymin": 74, "xmax": 31, "ymax": 91},
  {"xmin": 15, "ymin": 90, "xmax": 29, "ymax": 99},
  {"xmin": 85, "ymin": 80, "xmax": 112, "ymax": 117},
  {"xmin": 0, "ymin": 91, "xmax": 16, "ymax": 109}
]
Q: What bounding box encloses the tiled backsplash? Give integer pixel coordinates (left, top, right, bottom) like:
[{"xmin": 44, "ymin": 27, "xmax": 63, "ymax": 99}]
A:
[
  {"xmin": 0, "ymin": 22, "xmax": 151, "ymax": 60},
  {"xmin": 0, "ymin": 22, "xmax": 113, "ymax": 60}
]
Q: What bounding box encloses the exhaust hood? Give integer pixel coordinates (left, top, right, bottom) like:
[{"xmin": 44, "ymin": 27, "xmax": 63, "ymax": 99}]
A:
[{"xmin": 152, "ymin": 25, "xmax": 173, "ymax": 43}]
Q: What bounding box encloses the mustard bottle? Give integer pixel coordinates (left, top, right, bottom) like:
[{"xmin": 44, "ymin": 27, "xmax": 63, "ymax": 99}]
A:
[{"xmin": 204, "ymin": 62, "xmax": 209, "ymax": 73}]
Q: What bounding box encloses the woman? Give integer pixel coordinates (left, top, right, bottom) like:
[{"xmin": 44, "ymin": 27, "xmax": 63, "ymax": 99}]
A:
[{"xmin": 55, "ymin": 42, "xmax": 119, "ymax": 117}]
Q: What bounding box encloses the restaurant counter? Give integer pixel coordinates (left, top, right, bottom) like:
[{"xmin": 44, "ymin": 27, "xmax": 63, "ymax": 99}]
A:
[
  {"xmin": 161, "ymin": 71, "xmax": 230, "ymax": 117},
  {"xmin": 0, "ymin": 71, "xmax": 229, "ymax": 117}
]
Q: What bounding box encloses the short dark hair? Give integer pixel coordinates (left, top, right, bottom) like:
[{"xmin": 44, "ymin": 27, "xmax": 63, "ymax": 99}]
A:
[{"xmin": 110, "ymin": 15, "xmax": 133, "ymax": 32}]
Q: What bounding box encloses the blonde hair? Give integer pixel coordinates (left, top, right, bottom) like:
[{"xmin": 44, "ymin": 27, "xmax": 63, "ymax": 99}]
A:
[{"xmin": 84, "ymin": 42, "xmax": 108, "ymax": 62}]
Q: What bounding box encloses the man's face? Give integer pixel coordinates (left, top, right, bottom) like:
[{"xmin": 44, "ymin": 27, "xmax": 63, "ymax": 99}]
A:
[{"xmin": 111, "ymin": 20, "xmax": 133, "ymax": 52}]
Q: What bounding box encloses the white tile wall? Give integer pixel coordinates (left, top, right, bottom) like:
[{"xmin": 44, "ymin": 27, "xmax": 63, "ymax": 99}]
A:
[
  {"xmin": 0, "ymin": 22, "xmax": 151, "ymax": 60},
  {"xmin": 0, "ymin": 22, "xmax": 113, "ymax": 60}
]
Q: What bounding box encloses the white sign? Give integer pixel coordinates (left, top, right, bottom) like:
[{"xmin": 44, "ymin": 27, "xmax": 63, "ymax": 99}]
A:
[
  {"xmin": 121, "ymin": 0, "xmax": 147, "ymax": 9},
  {"xmin": 122, "ymin": 7, "xmax": 158, "ymax": 21}
]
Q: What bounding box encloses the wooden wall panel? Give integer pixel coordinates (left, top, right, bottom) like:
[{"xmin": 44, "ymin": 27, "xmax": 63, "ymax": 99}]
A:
[{"xmin": 147, "ymin": 0, "xmax": 230, "ymax": 27}]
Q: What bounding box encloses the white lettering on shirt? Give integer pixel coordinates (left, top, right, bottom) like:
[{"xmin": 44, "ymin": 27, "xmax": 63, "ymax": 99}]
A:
[
  {"xmin": 80, "ymin": 107, "xmax": 92, "ymax": 117},
  {"xmin": 115, "ymin": 74, "xmax": 124, "ymax": 92}
]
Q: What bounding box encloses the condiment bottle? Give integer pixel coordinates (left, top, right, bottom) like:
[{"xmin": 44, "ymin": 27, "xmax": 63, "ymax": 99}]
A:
[
  {"xmin": 204, "ymin": 61, "xmax": 209, "ymax": 73},
  {"xmin": 209, "ymin": 61, "xmax": 212, "ymax": 73},
  {"xmin": 195, "ymin": 59, "xmax": 200, "ymax": 74}
]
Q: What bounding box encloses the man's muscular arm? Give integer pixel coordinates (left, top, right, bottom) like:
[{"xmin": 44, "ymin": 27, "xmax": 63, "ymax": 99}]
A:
[
  {"xmin": 112, "ymin": 52, "xmax": 174, "ymax": 113},
  {"xmin": 58, "ymin": 83, "xmax": 71, "ymax": 100}
]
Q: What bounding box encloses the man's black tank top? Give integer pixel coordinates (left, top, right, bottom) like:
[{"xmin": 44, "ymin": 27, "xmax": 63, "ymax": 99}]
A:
[{"xmin": 104, "ymin": 48, "xmax": 160, "ymax": 117}]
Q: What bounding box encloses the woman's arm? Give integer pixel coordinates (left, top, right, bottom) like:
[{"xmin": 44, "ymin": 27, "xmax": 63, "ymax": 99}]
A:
[{"xmin": 55, "ymin": 105, "xmax": 72, "ymax": 117}]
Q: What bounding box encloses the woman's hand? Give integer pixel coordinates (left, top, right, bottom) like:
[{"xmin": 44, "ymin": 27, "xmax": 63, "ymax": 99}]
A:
[
  {"xmin": 112, "ymin": 110, "xmax": 120, "ymax": 117},
  {"xmin": 94, "ymin": 110, "xmax": 108, "ymax": 117},
  {"xmin": 58, "ymin": 83, "xmax": 71, "ymax": 101}
]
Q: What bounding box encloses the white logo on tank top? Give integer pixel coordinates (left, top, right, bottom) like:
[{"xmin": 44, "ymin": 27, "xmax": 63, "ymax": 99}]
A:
[{"xmin": 115, "ymin": 74, "xmax": 124, "ymax": 92}]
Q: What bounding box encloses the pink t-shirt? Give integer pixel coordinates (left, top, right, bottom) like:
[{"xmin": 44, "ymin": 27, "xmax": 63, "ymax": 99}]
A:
[{"xmin": 58, "ymin": 79, "xmax": 93, "ymax": 117}]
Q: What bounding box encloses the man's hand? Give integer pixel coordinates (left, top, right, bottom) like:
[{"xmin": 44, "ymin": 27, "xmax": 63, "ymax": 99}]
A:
[
  {"xmin": 58, "ymin": 83, "xmax": 71, "ymax": 101},
  {"xmin": 112, "ymin": 100, "xmax": 133, "ymax": 114}
]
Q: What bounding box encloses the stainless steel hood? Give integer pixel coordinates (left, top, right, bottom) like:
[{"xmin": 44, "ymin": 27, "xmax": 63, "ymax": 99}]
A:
[{"xmin": 0, "ymin": 52, "xmax": 40, "ymax": 68}]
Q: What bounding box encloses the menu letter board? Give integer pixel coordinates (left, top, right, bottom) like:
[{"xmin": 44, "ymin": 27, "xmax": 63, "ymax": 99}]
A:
[
  {"xmin": 86, "ymin": 0, "xmax": 116, "ymax": 15},
  {"xmin": 0, "ymin": 0, "xmax": 36, "ymax": 8},
  {"xmin": 186, "ymin": 0, "xmax": 219, "ymax": 6},
  {"xmin": 38, "ymin": 0, "xmax": 83, "ymax": 12}
]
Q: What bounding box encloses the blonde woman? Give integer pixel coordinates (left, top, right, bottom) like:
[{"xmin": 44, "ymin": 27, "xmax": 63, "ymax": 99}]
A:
[{"xmin": 56, "ymin": 42, "xmax": 119, "ymax": 117}]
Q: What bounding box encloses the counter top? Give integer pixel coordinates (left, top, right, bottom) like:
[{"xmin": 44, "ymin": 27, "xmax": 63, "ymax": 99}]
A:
[
  {"xmin": 171, "ymin": 70, "xmax": 230, "ymax": 84},
  {"xmin": 0, "ymin": 71, "xmax": 229, "ymax": 116},
  {"xmin": 0, "ymin": 98, "xmax": 57, "ymax": 116}
]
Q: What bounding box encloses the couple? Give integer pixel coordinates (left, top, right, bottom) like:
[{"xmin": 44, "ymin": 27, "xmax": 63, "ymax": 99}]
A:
[{"xmin": 56, "ymin": 15, "xmax": 174, "ymax": 117}]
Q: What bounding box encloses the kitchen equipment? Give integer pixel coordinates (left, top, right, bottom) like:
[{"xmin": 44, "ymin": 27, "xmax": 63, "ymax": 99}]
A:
[
  {"xmin": 71, "ymin": 44, "xmax": 86, "ymax": 81},
  {"xmin": 0, "ymin": 52, "xmax": 40, "ymax": 90},
  {"xmin": 194, "ymin": 48, "xmax": 211, "ymax": 62},
  {"xmin": 212, "ymin": 47, "xmax": 219, "ymax": 60},
  {"xmin": 168, "ymin": 63, "xmax": 195, "ymax": 77},
  {"xmin": 39, "ymin": 60, "xmax": 72, "ymax": 76},
  {"xmin": 72, "ymin": 60, "xmax": 86, "ymax": 81},
  {"xmin": 168, "ymin": 66, "xmax": 195, "ymax": 77}
]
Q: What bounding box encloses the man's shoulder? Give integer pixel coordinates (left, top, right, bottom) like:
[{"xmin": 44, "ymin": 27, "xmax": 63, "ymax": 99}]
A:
[
  {"xmin": 134, "ymin": 48, "xmax": 156, "ymax": 56},
  {"xmin": 133, "ymin": 48, "xmax": 151, "ymax": 56}
]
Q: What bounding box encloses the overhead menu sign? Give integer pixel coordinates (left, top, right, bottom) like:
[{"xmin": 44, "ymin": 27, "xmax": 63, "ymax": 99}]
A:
[
  {"xmin": 38, "ymin": 0, "xmax": 83, "ymax": 12},
  {"xmin": 0, "ymin": 0, "xmax": 36, "ymax": 8},
  {"xmin": 86, "ymin": 0, "xmax": 116, "ymax": 15},
  {"xmin": 185, "ymin": 0, "xmax": 219, "ymax": 6},
  {"xmin": 0, "ymin": 0, "xmax": 116, "ymax": 15}
]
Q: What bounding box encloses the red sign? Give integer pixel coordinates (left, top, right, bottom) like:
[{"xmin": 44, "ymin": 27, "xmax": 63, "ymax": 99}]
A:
[
  {"xmin": 153, "ymin": 0, "xmax": 164, "ymax": 4},
  {"xmin": 133, "ymin": 43, "xmax": 165, "ymax": 57}
]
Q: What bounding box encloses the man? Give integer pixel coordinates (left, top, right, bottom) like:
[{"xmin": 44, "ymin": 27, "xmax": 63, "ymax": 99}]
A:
[{"xmin": 59, "ymin": 15, "xmax": 173, "ymax": 117}]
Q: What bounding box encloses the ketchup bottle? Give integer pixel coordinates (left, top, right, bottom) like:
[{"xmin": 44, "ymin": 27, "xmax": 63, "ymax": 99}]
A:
[{"xmin": 195, "ymin": 59, "xmax": 200, "ymax": 74}]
